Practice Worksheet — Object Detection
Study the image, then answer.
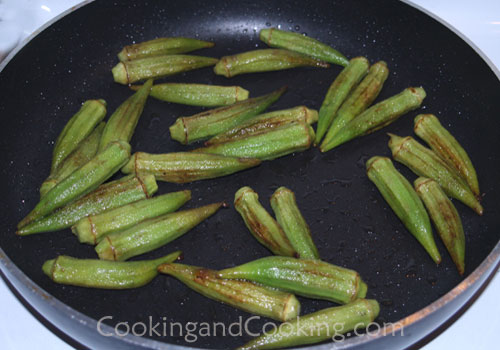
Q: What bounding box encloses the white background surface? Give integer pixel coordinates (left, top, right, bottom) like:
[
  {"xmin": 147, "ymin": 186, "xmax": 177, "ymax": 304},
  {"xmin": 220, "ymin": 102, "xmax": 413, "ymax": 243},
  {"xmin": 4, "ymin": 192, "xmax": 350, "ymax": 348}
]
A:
[{"xmin": 0, "ymin": 0, "xmax": 499, "ymax": 349}]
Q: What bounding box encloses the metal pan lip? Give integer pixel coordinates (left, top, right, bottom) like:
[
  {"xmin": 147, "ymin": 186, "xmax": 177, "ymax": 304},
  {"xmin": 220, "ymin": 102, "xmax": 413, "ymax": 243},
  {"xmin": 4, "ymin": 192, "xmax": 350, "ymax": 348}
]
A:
[{"xmin": 0, "ymin": 0, "xmax": 499, "ymax": 349}]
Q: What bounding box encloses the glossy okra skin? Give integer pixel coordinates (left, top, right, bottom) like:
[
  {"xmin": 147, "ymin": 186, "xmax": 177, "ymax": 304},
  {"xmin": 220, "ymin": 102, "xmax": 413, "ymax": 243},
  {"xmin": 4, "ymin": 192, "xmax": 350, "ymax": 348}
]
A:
[
  {"xmin": 40, "ymin": 122, "xmax": 105, "ymax": 197},
  {"xmin": 414, "ymin": 114, "xmax": 480, "ymax": 196},
  {"xmin": 315, "ymin": 57, "xmax": 370, "ymax": 144},
  {"xmin": 118, "ymin": 37, "xmax": 214, "ymax": 61},
  {"xmin": 205, "ymin": 106, "xmax": 318, "ymax": 146},
  {"xmin": 130, "ymin": 83, "xmax": 249, "ymax": 107},
  {"xmin": 17, "ymin": 175, "xmax": 158, "ymax": 235},
  {"xmin": 42, "ymin": 251, "xmax": 181, "ymax": 289},
  {"xmin": 238, "ymin": 299, "xmax": 380, "ymax": 350},
  {"xmin": 112, "ymin": 55, "xmax": 218, "ymax": 84},
  {"xmin": 122, "ymin": 152, "xmax": 261, "ymax": 183},
  {"xmin": 234, "ymin": 187, "xmax": 297, "ymax": 257},
  {"xmin": 51, "ymin": 99, "xmax": 107, "ymax": 173},
  {"xmin": 95, "ymin": 203, "xmax": 222, "ymax": 261},
  {"xmin": 366, "ymin": 156, "xmax": 441, "ymax": 264},
  {"xmin": 158, "ymin": 263, "xmax": 300, "ymax": 322},
  {"xmin": 259, "ymin": 28, "xmax": 349, "ymax": 67},
  {"xmin": 270, "ymin": 187, "xmax": 320, "ymax": 259},
  {"xmin": 219, "ymin": 257, "xmax": 368, "ymax": 304},
  {"xmin": 169, "ymin": 87, "xmax": 285, "ymax": 144},
  {"xmin": 18, "ymin": 141, "xmax": 131, "ymax": 229},
  {"xmin": 389, "ymin": 134, "xmax": 483, "ymax": 215},
  {"xmin": 324, "ymin": 61, "xmax": 389, "ymax": 143},
  {"xmin": 320, "ymin": 87, "xmax": 426, "ymax": 152},
  {"xmin": 214, "ymin": 49, "xmax": 329, "ymax": 78},
  {"xmin": 193, "ymin": 122, "xmax": 315, "ymax": 161},
  {"xmin": 98, "ymin": 80, "xmax": 152, "ymax": 152},
  {"xmin": 415, "ymin": 177, "xmax": 466, "ymax": 275},
  {"xmin": 72, "ymin": 190, "xmax": 191, "ymax": 245}
]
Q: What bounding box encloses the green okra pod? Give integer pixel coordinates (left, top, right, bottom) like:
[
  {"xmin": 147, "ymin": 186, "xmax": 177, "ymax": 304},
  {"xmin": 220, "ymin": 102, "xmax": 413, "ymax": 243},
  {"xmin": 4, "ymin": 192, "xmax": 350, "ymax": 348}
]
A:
[
  {"xmin": 193, "ymin": 122, "xmax": 315, "ymax": 161},
  {"xmin": 260, "ymin": 28, "xmax": 349, "ymax": 67},
  {"xmin": 389, "ymin": 134, "xmax": 483, "ymax": 215},
  {"xmin": 122, "ymin": 152, "xmax": 261, "ymax": 183},
  {"xmin": 315, "ymin": 57, "xmax": 370, "ymax": 144},
  {"xmin": 414, "ymin": 114, "xmax": 480, "ymax": 196},
  {"xmin": 213, "ymin": 49, "xmax": 329, "ymax": 78},
  {"xmin": 112, "ymin": 55, "xmax": 218, "ymax": 84},
  {"xmin": 158, "ymin": 263, "xmax": 300, "ymax": 322},
  {"xmin": 320, "ymin": 87, "xmax": 426, "ymax": 152},
  {"xmin": 415, "ymin": 177, "xmax": 466, "ymax": 275},
  {"xmin": 323, "ymin": 61, "xmax": 389, "ymax": 143},
  {"xmin": 130, "ymin": 83, "xmax": 249, "ymax": 107},
  {"xmin": 169, "ymin": 87, "xmax": 286, "ymax": 144},
  {"xmin": 40, "ymin": 122, "xmax": 105, "ymax": 197},
  {"xmin": 42, "ymin": 251, "xmax": 181, "ymax": 289},
  {"xmin": 118, "ymin": 37, "xmax": 214, "ymax": 61},
  {"xmin": 238, "ymin": 299, "xmax": 380, "ymax": 350},
  {"xmin": 98, "ymin": 79, "xmax": 152, "ymax": 152},
  {"xmin": 234, "ymin": 187, "xmax": 297, "ymax": 257},
  {"xmin": 205, "ymin": 106, "xmax": 318, "ymax": 146},
  {"xmin": 219, "ymin": 256, "xmax": 367, "ymax": 304},
  {"xmin": 366, "ymin": 156, "xmax": 441, "ymax": 263},
  {"xmin": 51, "ymin": 99, "xmax": 107, "ymax": 172},
  {"xmin": 17, "ymin": 175, "xmax": 158, "ymax": 235},
  {"xmin": 72, "ymin": 190, "xmax": 191, "ymax": 245},
  {"xmin": 270, "ymin": 187, "xmax": 320, "ymax": 259},
  {"xmin": 95, "ymin": 203, "xmax": 223, "ymax": 261},
  {"xmin": 18, "ymin": 141, "xmax": 131, "ymax": 228}
]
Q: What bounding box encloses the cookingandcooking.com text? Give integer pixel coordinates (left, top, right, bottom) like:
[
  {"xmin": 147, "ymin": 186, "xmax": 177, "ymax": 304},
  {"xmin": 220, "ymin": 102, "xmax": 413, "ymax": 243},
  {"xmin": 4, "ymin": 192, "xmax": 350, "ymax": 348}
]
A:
[{"xmin": 97, "ymin": 316, "xmax": 404, "ymax": 342}]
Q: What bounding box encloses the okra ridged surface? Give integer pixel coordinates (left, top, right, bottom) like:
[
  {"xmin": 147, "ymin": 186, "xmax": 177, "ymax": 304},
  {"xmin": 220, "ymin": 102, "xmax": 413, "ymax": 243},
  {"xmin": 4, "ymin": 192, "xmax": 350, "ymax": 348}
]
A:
[
  {"xmin": 415, "ymin": 177, "xmax": 466, "ymax": 275},
  {"xmin": 219, "ymin": 256, "xmax": 368, "ymax": 304},
  {"xmin": 159, "ymin": 263, "xmax": 300, "ymax": 322},
  {"xmin": 366, "ymin": 156, "xmax": 441, "ymax": 264},
  {"xmin": 122, "ymin": 152, "xmax": 261, "ymax": 183},
  {"xmin": 389, "ymin": 134, "xmax": 483, "ymax": 215}
]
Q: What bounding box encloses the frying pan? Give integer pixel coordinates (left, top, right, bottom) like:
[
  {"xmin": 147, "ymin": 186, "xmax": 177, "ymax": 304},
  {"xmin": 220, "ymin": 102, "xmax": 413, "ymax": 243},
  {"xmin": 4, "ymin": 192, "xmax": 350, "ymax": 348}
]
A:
[{"xmin": 0, "ymin": 0, "xmax": 499, "ymax": 349}]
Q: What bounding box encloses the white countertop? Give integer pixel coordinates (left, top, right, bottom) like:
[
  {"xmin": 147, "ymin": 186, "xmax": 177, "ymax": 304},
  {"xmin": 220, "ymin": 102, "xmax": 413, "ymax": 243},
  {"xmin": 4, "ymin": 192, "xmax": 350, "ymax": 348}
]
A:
[{"xmin": 1, "ymin": 1, "xmax": 499, "ymax": 349}]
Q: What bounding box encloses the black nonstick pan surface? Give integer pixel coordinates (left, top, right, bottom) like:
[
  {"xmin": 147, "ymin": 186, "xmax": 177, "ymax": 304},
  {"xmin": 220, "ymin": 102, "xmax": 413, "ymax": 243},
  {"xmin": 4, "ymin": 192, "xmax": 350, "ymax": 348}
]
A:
[{"xmin": 0, "ymin": 0, "xmax": 499, "ymax": 349}]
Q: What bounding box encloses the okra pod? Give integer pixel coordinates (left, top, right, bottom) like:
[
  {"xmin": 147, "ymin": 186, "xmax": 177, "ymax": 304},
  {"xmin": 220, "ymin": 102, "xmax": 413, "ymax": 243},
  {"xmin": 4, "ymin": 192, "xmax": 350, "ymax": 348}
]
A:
[
  {"xmin": 130, "ymin": 83, "xmax": 249, "ymax": 107},
  {"xmin": 366, "ymin": 156, "xmax": 441, "ymax": 263},
  {"xmin": 40, "ymin": 122, "xmax": 104, "ymax": 197},
  {"xmin": 169, "ymin": 87, "xmax": 286, "ymax": 144},
  {"xmin": 389, "ymin": 134, "xmax": 483, "ymax": 215},
  {"xmin": 18, "ymin": 141, "xmax": 131, "ymax": 228},
  {"xmin": 260, "ymin": 28, "xmax": 349, "ymax": 67},
  {"xmin": 118, "ymin": 37, "xmax": 214, "ymax": 61},
  {"xmin": 320, "ymin": 87, "xmax": 426, "ymax": 152},
  {"xmin": 112, "ymin": 55, "xmax": 218, "ymax": 84},
  {"xmin": 219, "ymin": 257, "xmax": 367, "ymax": 304},
  {"xmin": 238, "ymin": 299, "xmax": 380, "ymax": 350},
  {"xmin": 122, "ymin": 152, "xmax": 261, "ymax": 183},
  {"xmin": 415, "ymin": 177, "xmax": 466, "ymax": 274},
  {"xmin": 72, "ymin": 190, "xmax": 191, "ymax": 245},
  {"xmin": 414, "ymin": 114, "xmax": 480, "ymax": 196},
  {"xmin": 42, "ymin": 251, "xmax": 181, "ymax": 289},
  {"xmin": 98, "ymin": 80, "xmax": 152, "ymax": 152},
  {"xmin": 51, "ymin": 99, "xmax": 107, "ymax": 172},
  {"xmin": 205, "ymin": 106, "xmax": 318, "ymax": 146},
  {"xmin": 193, "ymin": 122, "xmax": 315, "ymax": 161},
  {"xmin": 158, "ymin": 263, "xmax": 300, "ymax": 322},
  {"xmin": 234, "ymin": 187, "xmax": 297, "ymax": 257},
  {"xmin": 323, "ymin": 61, "xmax": 389, "ymax": 143},
  {"xmin": 213, "ymin": 49, "xmax": 329, "ymax": 78},
  {"xmin": 95, "ymin": 203, "xmax": 222, "ymax": 261},
  {"xmin": 270, "ymin": 187, "xmax": 320, "ymax": 259},
  {"xmin": 315, "ymin": 57, "xmax": 370, "ymax": 144},
  {"xmin": 17, "ymin": 175, "xmax": 158, "ymax": 235}
]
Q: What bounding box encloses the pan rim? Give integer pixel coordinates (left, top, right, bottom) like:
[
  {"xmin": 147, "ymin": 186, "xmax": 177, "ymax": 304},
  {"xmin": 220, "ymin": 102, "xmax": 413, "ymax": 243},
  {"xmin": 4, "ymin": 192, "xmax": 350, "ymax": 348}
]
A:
[{"xmin": 0, "ymin": 0, "xmax": 499, "ymax": 349}]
